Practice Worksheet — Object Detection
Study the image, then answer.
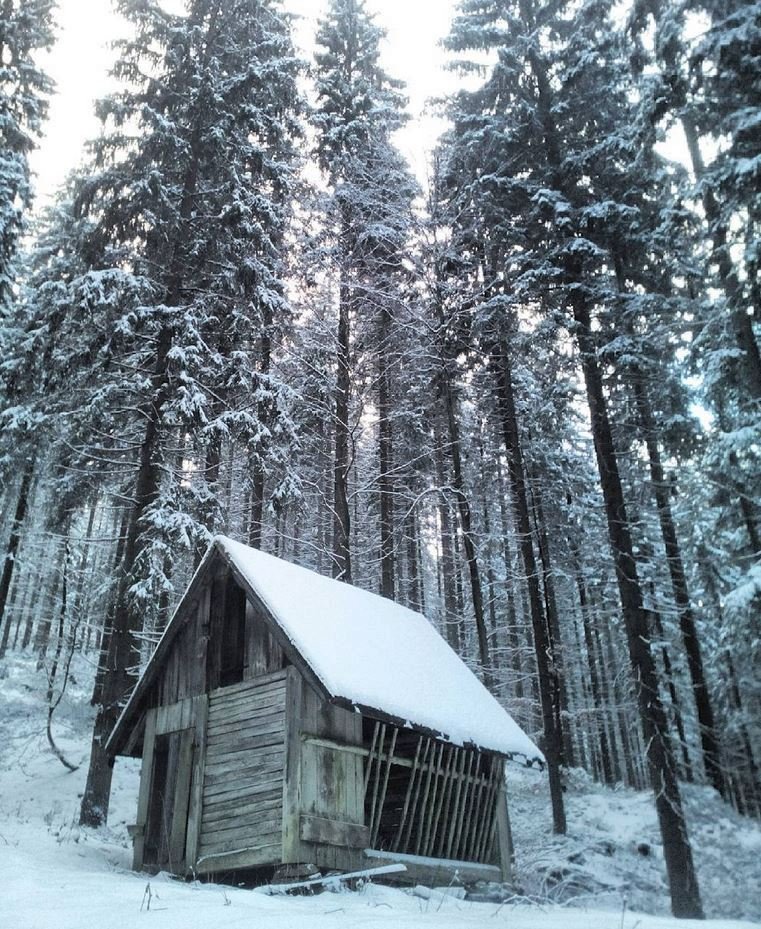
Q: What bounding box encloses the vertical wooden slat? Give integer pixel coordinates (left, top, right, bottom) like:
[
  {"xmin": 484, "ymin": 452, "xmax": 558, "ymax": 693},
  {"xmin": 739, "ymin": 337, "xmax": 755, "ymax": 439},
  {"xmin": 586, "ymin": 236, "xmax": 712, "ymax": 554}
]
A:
[
  {"xmin": 370, "ymin": 727, "xmax": 397, "ymax": 848},
  {"xmin": 421, "ymin": 742, "xmax": 447, "ymax": 857},
  {"xmin": 367, "ymin": 723, "xmax": 387, "ymax": 840},
  {"xmin": 465, "ymin": 762, "xmax": 489, "ymax": 861},
  {"xmin": 459, "ymin": 753, "xmax": 483, "ymax": 861},
  {"xmin": 400, "ymin": 737, "xmax": 432, "ymax": 853},
  {"xmin": 461, "ymin": 752, "xmax": 483, "ymax": 861},
  {"xmin": 451, "ymin": 750, "xmax": 477, "ymax": 860},
  {"xmin": 184, "ymin": 695, "xmax": 208, "ymax": 873},
  {"xmin": 471, "ymin": 756, "xmax": 496, "ymax": 862},
  {"xmin": 392, "ymin": 735, "xmax": 423, "ymax": 852},
  {"xmin": 476, "ymin": 758, "xmax": 501, "ymax": 862},
  {"xmin": 169, "ymin": 727, "xmax": 194, "ymax": 872},
  {"xmin": 415, "ymin": 741, "xmax": 444, "ymax": 855},
  {"xmin": 445, "ymin": 748, "xmax": 469, "ymax": 859},
  {"xmin": 363, "ymin": 721, "xmax": 381, "ymax": 795},
  {"xmin": 281, "ymin": 667, "xmax": 303, "ymax": 863},
  {"xmin": 431, "ymin": 745, "xmax": 457, "ymax": 859},
  {"xmin": 132, "ymin": 708, "xmax": 157, "ymax": 871}
]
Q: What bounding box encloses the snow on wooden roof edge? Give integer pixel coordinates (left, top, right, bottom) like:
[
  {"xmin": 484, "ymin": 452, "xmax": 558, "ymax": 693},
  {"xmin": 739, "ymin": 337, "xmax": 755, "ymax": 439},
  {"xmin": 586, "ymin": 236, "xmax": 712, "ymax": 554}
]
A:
[{"xmin": 217, "ymin": 535, "xmax": 544, "ymax": 766}]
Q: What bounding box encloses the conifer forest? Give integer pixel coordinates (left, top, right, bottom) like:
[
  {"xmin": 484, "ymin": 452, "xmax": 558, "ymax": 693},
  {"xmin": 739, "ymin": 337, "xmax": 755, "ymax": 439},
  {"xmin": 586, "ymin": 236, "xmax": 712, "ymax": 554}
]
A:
[{"xmin": 0, "ymin": 0, "xmax": 760, "ymax": 924}]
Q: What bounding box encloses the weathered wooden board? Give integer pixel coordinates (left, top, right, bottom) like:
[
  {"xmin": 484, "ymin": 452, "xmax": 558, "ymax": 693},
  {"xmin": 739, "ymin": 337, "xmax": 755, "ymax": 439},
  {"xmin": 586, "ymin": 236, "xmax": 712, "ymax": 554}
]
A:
[
  {"xmin": 245, "ymin": 599, "xmax": 285, "ymax": 679},
  {"xmin": 132, "ymin": 708, "xmax": 157, "ymax": 871},
  {"xmin": 363, "ymin": 848, "xmax": 502, "ymax": 886},
  {"xmin": 206, "ymin": 710, "xmax": 286, "ymax": 739},
  {"xmin": 195, "ymin": 842, "xmax": 282, "ymax": 875},
  {"xmin": 169, "ymin": 728, "xmax": 194, "ymax": 869},
  {"xmin": 201, "ymin": 820, "xmax": 282, "ymax": 849},
  {"xmin": 203, "ymin": 755, "xmax": 284, "ymax": 785},
  {"xmin": 281, "ymin": 667, "xmax": 302, "ymax": 863},
  {"xmin": 203, "ymin": 795, "xmax": 282, "ymax": 827},
  {"xmin": 202, "ymin": 775, "xmax": 284, "ymax": 806},
  {"xmin": 184, "ymin": 694, "xmax": 209, "ymax": 873},
  {"xmin": 299, "ymin": 814, "xmax": 370, "ymax": 848},
  {"xmin": 195, "ymin": 672, "xmax": 287, "ymax": 872},
  {"xmin": 207, "ymin": 696, "xmax": 286, "ymax": 723},
  {"xmin": 209, "ymin": 668, "xmax": 287, "ymax": 701}
]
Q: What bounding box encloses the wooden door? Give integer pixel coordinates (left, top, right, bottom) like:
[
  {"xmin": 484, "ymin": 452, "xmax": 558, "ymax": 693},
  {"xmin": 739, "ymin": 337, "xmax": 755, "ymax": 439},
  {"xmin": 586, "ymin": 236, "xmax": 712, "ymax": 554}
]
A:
[{"xmin": 132, "ymin": 695, "xmax": 208, "ymax": 875}]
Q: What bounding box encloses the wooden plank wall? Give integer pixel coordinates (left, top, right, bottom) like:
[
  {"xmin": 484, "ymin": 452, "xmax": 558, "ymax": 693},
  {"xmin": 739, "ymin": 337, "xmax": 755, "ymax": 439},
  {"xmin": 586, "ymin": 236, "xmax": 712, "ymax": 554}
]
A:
[
  {"xmin": 297, "ymin": 720, "xmax": 506, "ymax": 869},
  {"xmin": 288, "ymin": 679, "xmax": 367, "ymax": 872},
  {"xmin": 152, "ymin": 575, "xmax": 285, "ymax": 725},
  {"xmin": 195, "ymin": 670, "xmax": 287, "ymax": 873},
  {"xmin": 158, "ymin": 586, "xmax": 210, "ymax": 708}
]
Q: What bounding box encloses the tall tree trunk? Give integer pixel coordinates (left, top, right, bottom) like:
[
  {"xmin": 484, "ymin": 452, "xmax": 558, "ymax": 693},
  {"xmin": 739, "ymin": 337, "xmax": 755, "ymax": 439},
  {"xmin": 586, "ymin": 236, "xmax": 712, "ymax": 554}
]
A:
[
  {"xmin": 647, "ymin": 597, "xmax": 694, "ymax": 783},
  {"xmin": 404, "ymin": 507, "xmax": 423, "ymax": 613},
  {"xmin": 0, "ymin": 456, "xmax": 35, "ymax": 658},
  {"xmin": 439, "ymin": 371, "xmax": 492, "ymax": 682},
  {"xmin": 332, "ymin": 264, "xmax": 352, "ymax": 582},
  {"xmin": 378, "ymin": 304, "xmax": 395, "ymax": 599},
  {"xmin": 632, "ymin": 375, "xmax": 724, "ymax": 795},
  {"xmin": 699, "ymin": 552, "xmax": 761, "ymax": 815},
  {"xmin": 434, "ymin": 434, "xmax": 462, "ymax": 651},
  {"xmin": 497, "ymin": 457, "xmax": 524, "ymax": 703},
  {"xmin": 493, "ymin": 340, "xmax": 566, "ymax": 834},
  {"xmin": 570, "ymin": 544, "xmax": 614, "ymax": 785},
  {"xmin": 514, "ymin": 2, "xmax": 701, "ymax": 894},
  {"xmin": 571, "ymin": 294, "xmax": 703, "ymax": 918},
  {"xmin": 91, "ymin": 505, "xmax": 130, "ymax": 707},
  {"xmin": 530, "ymin": 477, "xmax": 574, "ymax": 768},
  {"xmin": 80, "ymin": 334, "xmax": 170, "ymax": 827},
  {"xmin": 249, "ymin": 307, "xmax": 272, "ymax": 550}
]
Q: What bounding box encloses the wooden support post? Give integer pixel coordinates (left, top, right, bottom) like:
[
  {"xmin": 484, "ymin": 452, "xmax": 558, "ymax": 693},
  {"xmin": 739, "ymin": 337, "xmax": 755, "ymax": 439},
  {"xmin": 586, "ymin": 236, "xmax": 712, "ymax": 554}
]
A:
[
  {"xmin": 132, "ymin": 709, "xmax": 157, "ymax": 871},
  {"xmin": 495, "ymin": 769, "xmax": 512, "ymax": 881},
  {"xmin": 282, "ymin": 667, "xmax": 303, "ymax": 863},
  {"xmin": 184, "ymin": 695, "xmax": 209, "ymax": 873}
]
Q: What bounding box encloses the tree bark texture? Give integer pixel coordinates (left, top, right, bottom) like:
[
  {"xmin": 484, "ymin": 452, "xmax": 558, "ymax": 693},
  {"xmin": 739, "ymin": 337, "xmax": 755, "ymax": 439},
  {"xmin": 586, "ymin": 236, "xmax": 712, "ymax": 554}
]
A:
[
  {"xmin": 572, "ymin": 296, "xmax": 703, "ymax": 918},
  {"xmin": 494, "ymin": 341, "xmax": 567, "ymax": 835}
]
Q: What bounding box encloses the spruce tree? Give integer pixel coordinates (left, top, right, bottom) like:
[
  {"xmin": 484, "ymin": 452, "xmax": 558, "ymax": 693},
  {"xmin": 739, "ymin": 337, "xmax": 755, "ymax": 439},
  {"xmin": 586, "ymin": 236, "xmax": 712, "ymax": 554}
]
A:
[
  {"xmin": 444, "ymin": 0, "xmax": 704, "ymax": 915},
  {"xmin": 0, "ymin": 0, "xmax": 54, "ymax": 648},
  {"xmin": 0, "ymin": 0, "xmax": 54, "ymax": 312},
  {"xmin": 52, "ymin": 0, "xmax": 305, "ymax": 827},
  {"xmin": 313, "ymin": 0, "xmax": 415, "ymax": 588}
]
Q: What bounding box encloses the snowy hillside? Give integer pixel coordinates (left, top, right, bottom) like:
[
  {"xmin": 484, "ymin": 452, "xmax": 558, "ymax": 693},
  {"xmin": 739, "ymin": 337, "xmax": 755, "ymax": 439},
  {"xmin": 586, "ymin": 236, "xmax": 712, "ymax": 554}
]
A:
[{"xmin": 1, "ymin": 653, "xmax": 760, "ymax": 929}]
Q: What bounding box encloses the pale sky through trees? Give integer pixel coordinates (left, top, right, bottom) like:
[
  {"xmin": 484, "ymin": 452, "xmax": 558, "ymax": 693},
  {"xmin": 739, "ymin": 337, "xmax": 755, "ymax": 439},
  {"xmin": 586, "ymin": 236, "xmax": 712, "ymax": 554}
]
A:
[{"xmin": 30, "ymin": 0, "xmax": 458, "ymax": 209}]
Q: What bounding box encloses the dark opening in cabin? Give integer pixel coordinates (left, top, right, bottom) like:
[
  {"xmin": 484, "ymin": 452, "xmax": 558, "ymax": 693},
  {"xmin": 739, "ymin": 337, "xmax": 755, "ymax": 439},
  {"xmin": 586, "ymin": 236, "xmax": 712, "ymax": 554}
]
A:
[
  {"xmin": 219, "ymin": 578, "xmax": 247, "ymax": 687},
  {"xmin": 144, "ymin": 733, "xmax": 172, "ymax": 867}
]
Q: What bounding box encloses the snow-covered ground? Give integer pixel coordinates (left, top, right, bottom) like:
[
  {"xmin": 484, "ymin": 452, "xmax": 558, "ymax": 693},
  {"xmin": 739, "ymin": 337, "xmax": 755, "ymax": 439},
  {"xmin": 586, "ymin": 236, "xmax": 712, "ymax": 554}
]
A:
[{"xmin": 1, "ymin": 652, "xmax": 760, "ymax": 929}]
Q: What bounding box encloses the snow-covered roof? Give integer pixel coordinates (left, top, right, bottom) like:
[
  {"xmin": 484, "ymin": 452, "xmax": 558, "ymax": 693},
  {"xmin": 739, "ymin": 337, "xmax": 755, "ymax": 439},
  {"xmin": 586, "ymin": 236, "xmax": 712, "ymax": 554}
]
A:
[
  {"xmin": 108, "ymin": 535, "xmax": 543, "ymax": 765},
  {"xmin": 217, "ymin": 537, "xmax": 542, "ymax": 763}
]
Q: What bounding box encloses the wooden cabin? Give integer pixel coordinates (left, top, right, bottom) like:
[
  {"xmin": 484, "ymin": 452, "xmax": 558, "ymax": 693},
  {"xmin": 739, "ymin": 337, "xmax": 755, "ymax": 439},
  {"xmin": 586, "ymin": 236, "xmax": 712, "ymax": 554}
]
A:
[{"xmin": 106, "ymin": 536, "xmax": 543, "ymax": 885}]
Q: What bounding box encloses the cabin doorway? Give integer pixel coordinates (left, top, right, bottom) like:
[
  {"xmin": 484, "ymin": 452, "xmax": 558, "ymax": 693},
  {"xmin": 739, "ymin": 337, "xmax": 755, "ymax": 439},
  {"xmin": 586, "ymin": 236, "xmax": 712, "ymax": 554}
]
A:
[
  {"xmin": 143, "ymin": 729, "xmax": 194, "ymax": 871},
  {"xmin": 132, "ymin": 695, "xmax": 208, "ymax": 875}
]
